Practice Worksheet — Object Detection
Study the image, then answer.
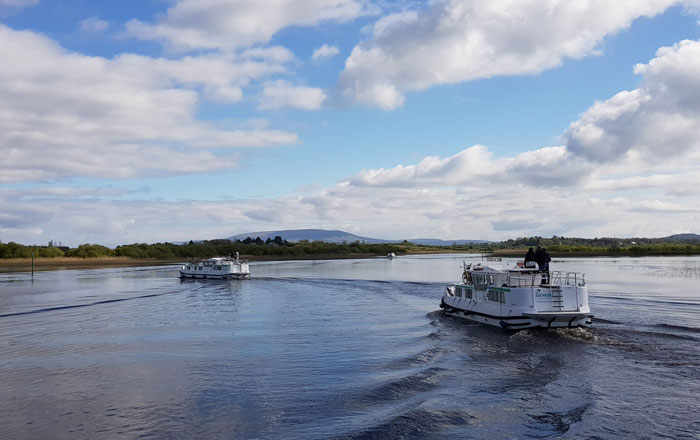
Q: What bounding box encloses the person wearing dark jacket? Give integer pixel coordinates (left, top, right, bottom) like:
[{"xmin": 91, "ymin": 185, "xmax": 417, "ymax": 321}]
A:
[
  {"xmin": 535, "ymin": 246, "xmax": 551, "ymax": 283},
  {"xmin": 542, "ymin": 248, "xmax": 551, "ymax": 271},
  {"xmin": 524, "ymin": 247, "xmax": 536, "ymax": 268}
]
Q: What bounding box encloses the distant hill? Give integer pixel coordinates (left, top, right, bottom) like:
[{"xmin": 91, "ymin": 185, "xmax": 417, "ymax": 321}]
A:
[
  {"xmin": 227, "ymin": 229, "xmax": 392, "ymax": 244},
  {"xmin": 226, "ymin": 229, "xmax": 491, "ymax": 245},
  {"xmin": 666, "ymin": 233, "xmax": 700, "ymax": 242}
]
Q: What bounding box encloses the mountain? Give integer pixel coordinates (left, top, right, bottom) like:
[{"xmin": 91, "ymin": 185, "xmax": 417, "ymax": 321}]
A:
[
  {"xmin": 665, "ymin": 233, "xmax": 700, "ymax": 242},
  {"xmin": 227, "ymin": 229, "xmax": 392, "ymax": 244},
  {"xmin": 226, "ymin": 229, "xmax": 491, "ymax": 245}
]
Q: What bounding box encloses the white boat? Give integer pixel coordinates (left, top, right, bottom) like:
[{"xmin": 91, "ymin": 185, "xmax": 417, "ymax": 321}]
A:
[
  {"xmin": 180, "ymin": 255, "xmax": 250, "ymax": 279},
  {"xmin": 387, "ymin": 252, "xmax": 397, "ymax": 258},
  {"xmin": 440, "ymin": 261, "xmax": 593, "ymax": 329}
]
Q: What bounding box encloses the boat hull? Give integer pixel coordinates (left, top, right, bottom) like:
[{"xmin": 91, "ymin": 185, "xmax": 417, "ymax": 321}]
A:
[
  {"xmin": 179, "ymin": 271, "xmax": 250, "ymax": 279},
  {"xmin": 440, "ymin": 298, "xmax": 592, "ymax": 329}
]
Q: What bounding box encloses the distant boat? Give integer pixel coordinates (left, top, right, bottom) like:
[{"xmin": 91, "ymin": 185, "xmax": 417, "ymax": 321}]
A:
[
  {"xmin": 180, "ymin": 255, "xmax": 250, "ymax": 279},
  {"xmin": 386, "ymin": 252, "xmax": 397, "ymax": 258},
  {"xmin": 440, "ymin": 261, "xmax": 593, "ymax": 330}
]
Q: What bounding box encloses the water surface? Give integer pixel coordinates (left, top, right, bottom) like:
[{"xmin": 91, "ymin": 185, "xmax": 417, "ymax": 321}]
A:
[{"xmin": 1, "ymin": 255, "xmax": 699, "ymax": 439}]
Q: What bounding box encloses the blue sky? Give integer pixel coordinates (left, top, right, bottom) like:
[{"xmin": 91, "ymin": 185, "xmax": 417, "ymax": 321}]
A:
[{"xmin": 2, "ymin": 0, "xmax": 700, "ymax": 246}]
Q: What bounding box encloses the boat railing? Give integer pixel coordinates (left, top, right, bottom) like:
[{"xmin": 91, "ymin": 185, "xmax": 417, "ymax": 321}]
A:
[
  {"xmin": 551, "ymin": 271, "xmax": 586, "ymax": 286},
  {"xmin": 506, "ymin": 271, "xmax": 585, "ymax": 287},
  {"xmin": 506, "ymin": 273, "xmax": 541, "ymax": 287}
]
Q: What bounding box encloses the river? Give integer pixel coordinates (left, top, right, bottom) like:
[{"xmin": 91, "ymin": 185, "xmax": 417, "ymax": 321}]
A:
[{"xmin": 1, "ymin": 254, "xmax": 698, "ymax": 439}]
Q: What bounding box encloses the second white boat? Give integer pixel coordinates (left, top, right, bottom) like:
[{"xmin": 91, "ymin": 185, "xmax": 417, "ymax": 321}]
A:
[{"xmin": 180, "ymin": 255, "xmax": 250, "ymax": 279}]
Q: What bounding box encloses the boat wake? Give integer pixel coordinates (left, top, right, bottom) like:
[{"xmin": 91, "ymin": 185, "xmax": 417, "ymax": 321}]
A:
[
  {"xmin": 337, "ymin": 408, "xmax": 475, "ymax": 440},
  {"xmin": 548, "ymin": 327, "xmax": 623, "ymax": 345},
  {"xmin": 0, "ymin": 288, "xmax": 185, "ymax": 319},
  {"xmin": 592, "ymin": 317, "xmax": 621, "ymax": 324},
  {"xmin": 362, "ymin": 367, "xmax": 450, "ymax": 403},
  {"xmin": 653, "ymin": 322, "xmax": 700, "ymax": 334},
  {"xmin": 383, "ymin": 346, "xmax": 450, "ymax": 369},
  {"xmin": 526, "ymin": 403, "xmax": 592, "ymax": 437}
]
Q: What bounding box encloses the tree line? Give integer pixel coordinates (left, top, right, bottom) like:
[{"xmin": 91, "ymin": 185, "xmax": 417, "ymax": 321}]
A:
[
  {"xmin": 2, "ymin": 234, "xmax": 700, "ymax": 260},
  {"xmin": 0, "ymin": 237, "xmax": 406, "ymax": 260},
  {"xmin": 496, "ymin": 235, "xmax": 700, "ymax": 248},
  {"xmin": 490, "ymin": 235, "xmax": 700, "ymax": 256}
]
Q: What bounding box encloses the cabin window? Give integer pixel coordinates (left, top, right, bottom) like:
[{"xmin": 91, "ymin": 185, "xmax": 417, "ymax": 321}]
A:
[
  {"xmin": 215, "ymin": 265, "xmax": 222, "ymax": 270},
  {"xmin": 487, "ymin": 289, "xmax": 505, "ymax": 303},
  {"xmin": 462, "ymin": 287, "xmax": 472, "ymax": 299},
  {"xmin": 473, "ymin": 275, "xmax": 487, "ymax": 290},
  {"xmin": 487, "ymin": 275, "xmax": 495, "ymax": 286}
]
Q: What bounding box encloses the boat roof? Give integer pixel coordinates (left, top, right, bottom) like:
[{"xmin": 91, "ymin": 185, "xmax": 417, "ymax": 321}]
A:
[
  {"xmin": 467, "ymin": 265, "xmax": 501, "ymax": 273},
  {"xmin": 189, "ymin": 257, "xmax": 232, "ymax": 263},
  {"xmin": 467, "ymin": 264, "xmax": 540, "ymax": 274}
]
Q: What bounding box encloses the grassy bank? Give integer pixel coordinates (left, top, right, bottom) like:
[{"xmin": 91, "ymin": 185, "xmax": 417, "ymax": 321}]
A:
[
  {"xmin": 4, "ymin": 244, "xmax": 700, "ymax": 274},
  {"xmin": 490, "ymin": 245, "xmax": 700, "ymax": 258},
  {"xmin": 0, "ymin": 257, "xmax": 179, "ymax": 273},
  {"xmin": 0, "ymin": 252, "xmax": 399, "ymax": 273}
]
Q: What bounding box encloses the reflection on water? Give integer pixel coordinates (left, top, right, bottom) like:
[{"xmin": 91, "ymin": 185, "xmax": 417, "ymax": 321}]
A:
[
  {"xmin": 1, "ymin": 255, "xmax": 699, "ymax": 439},
  {"xmin": 621, "ymin": 260, "xmax": 700, "ymax": 278}
]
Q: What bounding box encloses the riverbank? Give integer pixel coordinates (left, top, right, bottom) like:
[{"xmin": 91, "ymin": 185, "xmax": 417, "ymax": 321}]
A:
[
  {"xmin": 0, "ymin": 257, "xmax": 179, "ymax": 273},
  {"xmin": 0, "ymin": 253, "xmax": 400, "ymax": 273},
  {"xmin": 5, "ymin": 247, "xmax": 700, "ymax": 274},
  {"xmin": 490, "ymin": 248, "xmax": 700, "ymax": 257}
]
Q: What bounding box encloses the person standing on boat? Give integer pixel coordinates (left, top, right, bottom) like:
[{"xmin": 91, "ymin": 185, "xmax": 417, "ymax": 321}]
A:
[
  {"xmin": 542, "ymin": 248, "xmax": 551, "ymax": 272},
  {"xmin": 535, "ymin": 246, "xmax": 551, "ymax": 283},
  {"xmin": 524, "ymin": 247, "xmax": 536, "ymax": 268}
]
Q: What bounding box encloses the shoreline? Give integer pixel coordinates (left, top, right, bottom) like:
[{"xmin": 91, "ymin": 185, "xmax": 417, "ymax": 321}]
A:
[
  {"xmin": 0, "ymin": 257, "xmax": 180, "ymax": 273},
  {"xmin": 488, "ymin": 249, "xmax": 700, "ymax": 258},
  {"xmin": 0, "ymin": 253, "xmax": 401, "ymax": 273},
  {"xmin": 2, "ymin": 250, "xmax": 698, "ymax": 274}
]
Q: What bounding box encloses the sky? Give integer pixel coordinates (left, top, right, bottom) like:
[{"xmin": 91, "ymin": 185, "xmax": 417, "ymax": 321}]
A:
[{"xmin": 2, "ymin": 0, "xmax": 700, "ymax": 247}]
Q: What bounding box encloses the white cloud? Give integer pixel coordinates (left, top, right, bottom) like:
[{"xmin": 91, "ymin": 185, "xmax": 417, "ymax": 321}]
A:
[
  {"xmin": 80, "ymin": 17, "xmax": 110, "ymax": 33},
  {"xmin": 565, "ymin": 39, "xmax": 700, "ymax": 163},
  {"xmin": 312, "ymin": 44, "xmax": 340, "ymax": 61},
  {"xmin": 258, "ymin": 80, "xmax": 327, "ymax": 110},
  {"xmin": 20, "ymin": 186, "xmax": 136, "ymax": 198},
  {"xmin": 6, "ymin": 157, "xmax": 699, "ymax": 246},
  {"xmin": 0, "ymin": 25, "xmax": 298, "ymax": 182},
  {"xmin": 631, "ymin": 199, "xmax": 696, "ymax": 213},
  {"xmin": 4, "ymin": 132, "xmax": 700, "ymax": 245},
  {"xmin": 112, "ymin": 51, "xmax": 288, "ymax": 91},
  {"xmin": 125, "ymin": 0, "xmax": 377, "ymax": 52},
  {"xmin": 349, "ymin": 145, "xmax": 494, "ymax": 187},
  {"xmin": 338, "ymin": 0, "xmax": 680, "ymax": 109},
  {"xmin": 206, "ymin": 85, "xmax": 243, "ymax": 103},
  {"xmin": 348, "ymin": 144, "xmax": 590, "ymax": 188}
]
